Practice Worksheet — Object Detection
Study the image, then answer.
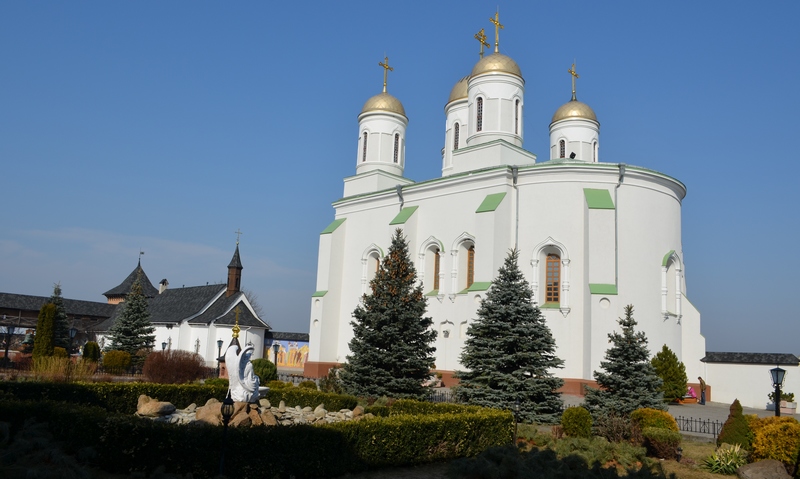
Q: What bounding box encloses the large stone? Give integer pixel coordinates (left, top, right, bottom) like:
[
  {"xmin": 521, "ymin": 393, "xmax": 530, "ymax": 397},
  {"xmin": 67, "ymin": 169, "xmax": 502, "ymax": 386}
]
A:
[
  {"xmin": 738, "ymin": 460, "xmax": 791, "ymax": 479},
  {"xmin": 248, "ymin": 406, "xmax": 263, "ymax": 426},
  {"xmin": 352, "ymin": 405, "xmax": 364, "ymax": 418},
  {"xmin": 261, "ymin": 410, "xmax": 278, "ymax": 426},
  {"xmin": 195, "ymin": 398, "xmax": 222, "ymax": 425},
  {"xmin": 136, "ymin": 395, "xmax": 176, "ymax": 417}
]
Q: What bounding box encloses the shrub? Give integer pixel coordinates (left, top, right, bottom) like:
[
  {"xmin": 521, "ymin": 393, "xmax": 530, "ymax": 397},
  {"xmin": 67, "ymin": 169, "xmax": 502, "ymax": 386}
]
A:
[
  {"xmin": 204, "ymin": 378, "xmax": 228, "ymax": 388},
  {"xmin": 319, "ymin": 365, "xmax": 343, "ymax": 393},
  {"xmin": 717, "ymin": 399, "xmax": 753, "ymax": 449},
  {"xmin": 702, "ymin": 443, "xmax": 748, "ymax": 475},
  {"xmin": 561, "ymin": 407, "xmax": 592, "ymax": 438},
  {"xmin": 750, "ymin": 416, "xmax": 800, "ymax": 473},
  {"xmin": 101, "ymin": 350, "xmax": 131, "ymax": 374},
  {"xmin": 641, "ymin": 427, "xmax": 681, "ymax": 459},
  {"xmin": 53, "ymin": 347, "xmax": 68, "ymax": 358},
  {"xmin": 142, "ymin": 350, "xmax": 205, "ymax": 384},
  {"xmin": 82, "ymin": 341, "xmax": 101, "ymax": 362},
  {"xmin": 298, "ymin": 380, "xmax": 318, "ymax": 390},
  {"xmin": 769, "ymin": 391, "xmax": 795, "ymax": 403},
  {"xmin": 268, "ymin": 380, "xmax": 291, "ymax": 390},
  {"xmin": 594, "ymin": 413, "xmax": 636, "ymax": 443},
  {"xmin": 32, "ymin": 356, "xmax": 70, "ymax": 382},
  {"xmin": 630, "ymin": 408, "xmax": 678, "ymax": 431},
  {"xmin": 251, "ymin": 358, "xmax": 277, "ymax": 383}
]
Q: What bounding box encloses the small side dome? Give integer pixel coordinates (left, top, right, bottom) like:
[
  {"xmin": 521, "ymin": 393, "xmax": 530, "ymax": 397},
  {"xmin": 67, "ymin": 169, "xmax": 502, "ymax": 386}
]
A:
[
  {"xmin": 471, "ymin": 53, "xmax": 522, "ymax": 78},
  {"xmin": 361, "ymin": 92, "xmax": 406, "ymax": 117},
  {"xmin": 447, "ymin": 76, "xmax": 469, "ymax": 104},
  {"xmin": 551, "ymin": 99, "xmax": 598, "ymax": 124}
]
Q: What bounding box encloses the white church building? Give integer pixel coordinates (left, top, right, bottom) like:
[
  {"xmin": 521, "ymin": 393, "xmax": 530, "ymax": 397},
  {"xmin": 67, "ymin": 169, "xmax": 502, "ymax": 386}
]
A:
[{"xmin": 303, "ymin": 18, "xmax": 706, "ymax": 394}]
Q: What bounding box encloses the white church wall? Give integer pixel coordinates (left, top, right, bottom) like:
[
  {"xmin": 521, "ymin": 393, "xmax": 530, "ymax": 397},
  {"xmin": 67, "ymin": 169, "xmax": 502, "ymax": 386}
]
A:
[
  {"xmin": 680, "ymin": 298, "xmax": 706, "ymax": 381},
  {"xmin": 704, "ymin": 362, "xmax": 800, "ymax": 410}
]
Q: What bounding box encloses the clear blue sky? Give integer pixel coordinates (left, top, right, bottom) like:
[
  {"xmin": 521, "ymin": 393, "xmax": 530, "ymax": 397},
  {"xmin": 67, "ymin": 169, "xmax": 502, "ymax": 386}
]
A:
[{"xmin": 2, "ymin": 2, "xmax": 798, "ymax": 354}]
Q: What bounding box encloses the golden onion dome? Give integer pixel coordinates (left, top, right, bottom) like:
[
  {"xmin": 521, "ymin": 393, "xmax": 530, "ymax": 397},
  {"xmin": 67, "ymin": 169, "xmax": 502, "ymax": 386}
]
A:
[
  {"xmin": 361, "ymin": 92, "xmax": 406, "ymax": 117},
  {"xmin": 447, "ymin": 76, "xmax": 469, "ymax": 104},
  {"xmin": 471, "ymin": 52, "xmax": 522, "ymax": 78},
  {"xmin": 551, "ymin": 99, "xmax": 598, "ymax": 123}
]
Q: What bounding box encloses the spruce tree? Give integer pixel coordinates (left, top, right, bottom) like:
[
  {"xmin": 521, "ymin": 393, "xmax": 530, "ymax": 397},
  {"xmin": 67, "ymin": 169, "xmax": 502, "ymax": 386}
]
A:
[
  {"xmin": 49, "ymin": 283, "xmax": 71, "ymax": 350},
  {"xmin": 651, "ymin": 344, "xmax": 688, "ymax": 403},
  {"xmin": 455, "ymin": 250, "xmax": 564, "ymax": 423},
  {"xmin": 584, "ymin": 305, "xmax": 665, "ymax": 417},
  {"xmin": 107, "ymin": 273, "xmax": 155, "ymax": 362},
  {"xmin": 32, "ymin": 303, "xmax": 56, "ymax": 359},
  {"xmin": 340, "ymin": 229, "xmax": 437, "ymax": 400}
]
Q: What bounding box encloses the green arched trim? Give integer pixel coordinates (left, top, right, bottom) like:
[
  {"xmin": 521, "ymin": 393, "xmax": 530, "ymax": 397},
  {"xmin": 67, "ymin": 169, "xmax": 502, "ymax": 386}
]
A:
[{"xmin": 662, "ymin": 250, "xmax": 676, "ymax": 266}]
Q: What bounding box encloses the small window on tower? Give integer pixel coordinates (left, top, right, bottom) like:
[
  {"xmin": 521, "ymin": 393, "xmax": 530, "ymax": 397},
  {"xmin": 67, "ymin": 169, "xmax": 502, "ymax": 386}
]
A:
[
  {"xmin": 433, "ymin": 248, "xmax": 441, "ymax": 290},
  {"xmin": 454, "ymin": 123, "xmax": 460, "ymax": 150},
  {"xmin": 467, "ymin": 245, "xmax": 475, "ymax": 288},
  {"xmin": 393, "ymin": 133, "xmax": 399, "ymax": 163},
  {"xmin": 593, "ymin": 141, "xmax": 598, "ymax": 162},
  {"xmin": 559, "ymin": 139, "xmax": 565, "ymax": 159},
  {"xmin": 546, "ymin": 254, "xmax": 560, "ymax": 304},
  {"xmin": 515, "ymin": 99, "xmax": 520, "ymax": 134},
  {"xmin": 362, "ymin": 132, "xmax": 368, "ymax": 162},
  {"xmin": 476, "ymin": 97, "xmax": 483, "ymax": 132}
]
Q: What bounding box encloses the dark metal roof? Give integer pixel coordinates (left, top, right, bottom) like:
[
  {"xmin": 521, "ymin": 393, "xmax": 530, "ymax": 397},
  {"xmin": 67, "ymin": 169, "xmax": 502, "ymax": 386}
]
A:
[
  {"xmin": 702, "ymin": 352, "xmax": 800, "ymax": 365},
  {"xmin": 267, "ymin": 331, "xmax": 309, "ymax": 342},
  {"xmin": 0, "ymin": 292, "xmax": 116, "ymax": 318},
  {"xmin": 228, "ymin": 245, "xmax": 243, "ymax": 269},
  {"xmin": 103, "ymin": 262, "xmax": 159, "ymax": 298}
]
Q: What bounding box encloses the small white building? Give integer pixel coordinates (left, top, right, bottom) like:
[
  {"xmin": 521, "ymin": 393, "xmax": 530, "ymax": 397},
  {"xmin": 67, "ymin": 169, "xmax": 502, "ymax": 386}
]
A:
[{"xmin": 303, "ymin": 21, "xmax": 707, "ymax": 393}]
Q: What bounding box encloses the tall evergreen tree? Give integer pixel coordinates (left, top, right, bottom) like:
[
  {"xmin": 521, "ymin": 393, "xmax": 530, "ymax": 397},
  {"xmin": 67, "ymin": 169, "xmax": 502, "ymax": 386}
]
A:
[
  {"xmin": 107, "ymin": 273, "xmax": 155, "ymax": 361},
  {"xmin": 651, "ymin": 344, "xmax": 688, "ymax": 402},
  {"xmin": 340, "ymin": 229, "xmax": 437, "ymax": 400},
  {"xmin": 49, "ymin": 283, "xmax": 71, "ymax": 350},
  {"xmin": 455, "ymin": 250, "xmax": 564, "ymax": 423},
  {"xmin": 32, "ymin": 303, "xmax": 56, "ymax": 359},
  {"xmin": 584, "ymin": 305, "xmax": 665, "ymax": 417}
]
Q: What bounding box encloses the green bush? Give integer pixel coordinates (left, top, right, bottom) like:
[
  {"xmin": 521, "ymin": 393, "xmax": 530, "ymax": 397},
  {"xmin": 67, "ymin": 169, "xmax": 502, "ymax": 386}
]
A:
[
  {"xmin": 641, "ymin": 427, "xmax": 681, "ymax": 459},
  {"xmin": 252, "ymin": 358, "xmax": 277, "ymax": 383},
  {"xmin": 82, "ymin": 341, "xmax": 101, "ymax": 362},
  {"xmin": 102, "ymin": 350, "xmax": 131, "ymax": 374},
  {"xmin": 561, "ymin": 407, "xmax": 592, "ymax": 438},
  {"xmin": 298, "ymin": 380, "xmax": 318, "ymax": 390},
  {"xmin": 53, "ymin": 347, "xmax": 68, "ymax": 358},
  {"xmin": 550, "ymin": 436, "xmax": 649, "ymax": 471},
  {"xmin": 750, "ymin": 416, "xmax": 800, "ymax": 471},
  {"xmin": 268, "ymin": 380, "xmax": 291, "ymax": 390},
  {"xmin": 702, "ymin": 443, "xmax": 748, "ymax": 475},
  {"xmin": 142, "ymin": 350, "xmax": 206, "ymax": 384},
  {"xmin": 204, "ymin": 378, "xmax": 228, "ymax": 388},
  {"xmin": 630, "ymin": 407, "xmax": 678, "ymax": 431},
  {"xmin": 769, "ymin": 391, "xmax": 796, "ymax": 403},
  {"xmin": 593, "ymin": 413, "xmax": 636, "ymax": 443},
  {"xmin": 717, "ymin": 399, "xmax": 753, "ymax": 449},
  {"xmin": 319, "ymin": 365, "xmax": 343, "ymax": 393}
]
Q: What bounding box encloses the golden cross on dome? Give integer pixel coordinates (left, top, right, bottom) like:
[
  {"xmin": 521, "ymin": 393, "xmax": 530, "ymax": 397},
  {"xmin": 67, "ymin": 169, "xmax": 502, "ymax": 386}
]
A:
[
  {"xmin": 379, "ymin": 56, "xmax": 393, "ymax": 93},
  {"xmin": 568, "ymin": 62, "xmax": 579, "ymax": 100},
  {"xmin": 232, "ymin": 306, "xmax": 241, "ymax": 338},
  {"xmin": 489, "ymin": 11, "xmax": 504, "ymax": 53},
  {"xmin": 234, "ymin": 228, "xmax": 243, "ymax": 245},
  {"xmin": 474, "ymin": 28, "xmax": 489, "ymax": 59}
]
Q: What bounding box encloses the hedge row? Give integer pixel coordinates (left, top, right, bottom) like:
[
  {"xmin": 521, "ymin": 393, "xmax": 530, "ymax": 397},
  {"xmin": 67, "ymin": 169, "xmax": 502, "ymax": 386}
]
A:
[
  {"xmin": 0, "ymin": 399, "xmax": 513, "ymax": 478},
  {"xmin": 0, "ymin": 381, "xmax": 358, "ymax": 414}
]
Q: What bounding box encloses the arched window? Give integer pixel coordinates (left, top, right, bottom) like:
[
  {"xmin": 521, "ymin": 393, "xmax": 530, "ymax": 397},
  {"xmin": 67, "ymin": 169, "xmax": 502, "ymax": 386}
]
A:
[
  {"xmin": 453, "ymin": 123, "xmax": 460, "ymax": 150},
  {"xmin": 467, "ymin": 245, "xmax": 475, "ymax": 288},
  {"xmin": 393, "ymin": 133, "xmax": 399, "ymax": 163},
  {"xmin": 515, "ymin": 99, "xmax": 520, "ymax": 134},
  {"xmin": 362, "ymin": 132, "xmax": 368, "ymax": 162},
  {"xmin": 593, "ymin": 141, "xmax": 598, "ymax": 162},
  {"xmin": 559, "ymin": 139, "xmax": 565, "ymax": 159},
  {"xmin": 433, "ymin": 248, "xmax": 441, "ymax": 290},
  {"xmin": 476, "ymin": 97, "xmax": 483, "ymax": 132},
  {"xmin": 545, "ymin": 254, "xmax": 560, "ymax": 304}
]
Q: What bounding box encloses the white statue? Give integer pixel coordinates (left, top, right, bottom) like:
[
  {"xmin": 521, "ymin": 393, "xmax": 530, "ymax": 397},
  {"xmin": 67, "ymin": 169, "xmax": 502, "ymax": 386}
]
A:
[{"xmin": 225, "ymin": 343, "xmax": 260, "ymax": 403}]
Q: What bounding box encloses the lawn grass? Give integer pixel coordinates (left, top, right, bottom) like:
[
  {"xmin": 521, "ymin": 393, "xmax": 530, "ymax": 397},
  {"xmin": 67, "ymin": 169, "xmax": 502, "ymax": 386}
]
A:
[{"xmin": 659, "ymin": 437, "xmax": 720, "ymax": 479}]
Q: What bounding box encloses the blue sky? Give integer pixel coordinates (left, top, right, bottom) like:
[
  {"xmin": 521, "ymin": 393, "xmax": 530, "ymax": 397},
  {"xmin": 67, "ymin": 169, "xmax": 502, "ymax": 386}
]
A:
[{"xmin": 2, "ymin": 2, "xmax": 798, "ymax": 354}]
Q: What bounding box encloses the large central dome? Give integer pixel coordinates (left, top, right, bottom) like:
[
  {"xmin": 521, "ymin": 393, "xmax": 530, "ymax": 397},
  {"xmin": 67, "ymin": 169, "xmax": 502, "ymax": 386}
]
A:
[
  {"xmin": 361, "ymin": 92, "xmax": 406, "ymax": 117},
  {"xmin": 471, "ymin": 52, "xmax": 522, "ymax": 78}
]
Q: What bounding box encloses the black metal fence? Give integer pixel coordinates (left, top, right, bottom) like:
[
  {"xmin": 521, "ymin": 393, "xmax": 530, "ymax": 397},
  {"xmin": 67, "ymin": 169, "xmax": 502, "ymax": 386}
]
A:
[
  {"xmin": 674, "ymin": 415, "xmax": 723, "ymax": 437},
  {"xmin": 429, "ymin": 389, "xmax": 456, "ymax": 403}
]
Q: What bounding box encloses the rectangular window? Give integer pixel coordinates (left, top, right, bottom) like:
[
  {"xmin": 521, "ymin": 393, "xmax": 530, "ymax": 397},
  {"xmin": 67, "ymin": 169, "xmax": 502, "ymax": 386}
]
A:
[
  {"xmin": 433, "ymin": 249, "xmax": 440, "ymax": 290},
  {"xmin": 546, "ymin": 254, "xmax": 560, "ymax": 303},
  {"xmin": 467, "ymin": 246, "xmax": 475, "ymax": 288}
]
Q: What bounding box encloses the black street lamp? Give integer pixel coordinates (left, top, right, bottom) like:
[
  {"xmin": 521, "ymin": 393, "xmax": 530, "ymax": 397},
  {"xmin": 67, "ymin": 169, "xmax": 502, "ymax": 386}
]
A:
[
  {"xmin": 219, "ymin": 391, "xmax": 235, "ymax": 476},
  {"xmin": 2, "ymin": 316, "xmax": 16, "ymax": 368},
  {"xmin": 69, "ymin": 327, "xmax": 78, "ymax": 354},
  {"xmin": 272, "ymin": 342, "xmax": 280, "ymax": 366},
  {"xmin": 162, "ymin": 342, "xmax": 167, "ymax": 351},
  {"xmin": 514, "ymin": 400, "xmax": 520, "ymax": 445},
  {"xmin": 771, "ymin": 366, "xmax": 786, "ymax": 417},
  {"xmin": 217, "ymin": 339, "xmax": 224, "ymax": 375}
]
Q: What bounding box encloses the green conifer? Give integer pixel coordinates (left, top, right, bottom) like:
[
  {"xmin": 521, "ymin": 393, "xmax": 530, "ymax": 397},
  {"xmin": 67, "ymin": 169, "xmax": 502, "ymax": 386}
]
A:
[
  {"xmin": 651, "ymin": 344, "xmax": 688, "ymax": 402},
  {"xmin": 49, "ymin": 283, "xmax": 71, "ymax": 350},
  {"xmin": 340, "ymin": 229, "xmax": 437, "ymax": 400},
  {"xmin": 107, "ymin": 272, "xmax": 155, "ymax": 363},
  {"xmin": 32, "ymin": 303, "xmax": 56, "ymax": 359},
  {"xmin": 584, "ymin": 305, "xmax": 665, "ymax": 418},
  {"xmin": 455, "ymin": 250, "xmax": 564, "ymax": 423}
]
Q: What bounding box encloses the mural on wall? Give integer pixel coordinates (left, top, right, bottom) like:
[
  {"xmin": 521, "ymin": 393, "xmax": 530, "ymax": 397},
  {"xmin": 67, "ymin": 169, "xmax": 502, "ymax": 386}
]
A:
[{"xmin": 269, "ymin": 340, "xmax": 309, "ymax": 369}]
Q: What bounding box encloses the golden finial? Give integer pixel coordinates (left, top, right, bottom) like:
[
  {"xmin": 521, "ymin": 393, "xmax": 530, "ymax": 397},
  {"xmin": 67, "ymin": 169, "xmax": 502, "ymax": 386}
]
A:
[
  {"xmin": 234, "ymin": 228, "xmax": 243, "ymax": 245},
  {"xmin": 232, "ymin": 305, "xmax": 241, "ymax": 338},
  {"xmin": 379, "ymin": 56, "xmax": 393, "ymax": 93},
  {"xmin": 489, "ymin": 11, "xmax": 504, "ymax": 54},
  {"xmin": 474, "ymin": 28, "xmax": 489, "ymax": 59},
  {"xmin": 568, "ymin": 62, "xmax": 580, "ymax": 101}
]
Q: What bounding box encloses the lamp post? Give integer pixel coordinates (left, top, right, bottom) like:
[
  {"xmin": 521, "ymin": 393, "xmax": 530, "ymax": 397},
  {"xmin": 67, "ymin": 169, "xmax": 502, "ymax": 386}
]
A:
[
  {"xmin": 219, "ymin": 391, "xmax": 235, "ymax": 476},
  {"xmin": 69, "ymin": 327, "xmax": 78, "ymax": 355},
  {"xmin": 162, "ymin": 342, "xmax": 167, "ymax": 351},
  {"xmin": 2, "ymin": 315, "xmax": 15, "ymax": 368},
  {"xmin": 272, "ymin": 342, "xmax": 280, "ymax": 366},
  {"xmin": 771, "ymin": 366, "xmax": 786, "ymax": 417},
  {"xmin": 514, "ymin": 400, "xmax": 520, "ymax": 445},
  {"xmin": 217, "ymin": 339, "xmax": 224, "ymax": 375}
]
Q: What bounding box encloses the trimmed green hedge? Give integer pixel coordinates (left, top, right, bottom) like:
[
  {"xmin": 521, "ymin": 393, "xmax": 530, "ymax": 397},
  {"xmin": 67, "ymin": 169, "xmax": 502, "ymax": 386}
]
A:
[
  {"xmin": 0, "ymin": 398, "xmax": 512, "ymax": 478},
  {"xmin": 265, "ymin": 388, "xmax": 358, "ymax": 412}
]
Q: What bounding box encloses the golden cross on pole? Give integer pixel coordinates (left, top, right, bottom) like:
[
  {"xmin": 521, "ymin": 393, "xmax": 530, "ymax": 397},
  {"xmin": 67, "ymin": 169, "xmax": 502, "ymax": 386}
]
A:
[
  {"xmin": 474, "ymin": 28, "xmax": 489, "ymax": 59},
  {"xmin": 232, "ymin": 306, "xmax": 241, "ymax": 339},
  {"xmin": 234, "ymin": 228, "xmax": 243, "ymax": 245},
  {"xmin": 568, "ymin": 62, "xmax": 579, "ymax": 100},
  {"xmin": 489, "ymin": 11, "xmax": 504, "ymax": 53},
  {"xmin": 379, "ymin": 56, "xmax": 393, "ymax": 93}
]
